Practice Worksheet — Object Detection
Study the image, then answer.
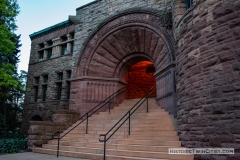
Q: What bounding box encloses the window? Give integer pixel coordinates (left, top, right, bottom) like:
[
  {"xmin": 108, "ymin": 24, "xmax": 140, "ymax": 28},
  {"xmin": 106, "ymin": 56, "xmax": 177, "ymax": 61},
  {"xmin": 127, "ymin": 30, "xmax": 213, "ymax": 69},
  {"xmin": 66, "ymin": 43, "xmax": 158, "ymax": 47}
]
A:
[
  {"xmin": 34, "ymin": 86, "xmax": 38, "ymax": 102},
  {"xmin": 43, "ymin": 75, "xmax": 48, "ymax": 83},
  {"xmin": 61, "ymin": 44, "xmax": 67, "ymax": 55},
  {"xmin": 71, "ymin": 42, "xmax": 74, "ymax": 53},
  {"xmin": 67, "ymin": 71, "xmax": 71, "ymax": 79},
  {"xmin": 57, "ymin": 83, "xmax": 62, "ymax": 100},
  {"xmin": 38, "ymin": 43, "xmax": 44, "ymax": 49},
  {"xmin": 67, "ymin": 82, "xmax": 71, "ymax": 99},
  {"xmin": 61, "ymin": 36, "xmax": 68, "ymax": 42},
  {"xmin": 39, "ymin": 51, "xmax": 44, "ymax": 62},
  {"xmin": 42, "ymin": 85, "xmax": 47, "ymax": 101},
  {"xmin": 58, "ymin": 73, "xmax": 63, "ymax": 81},
  {"xmin": 186, "ymin": 0, "xmax": 193, "ymax": 10},
  {"xmin": 48, "ymin": 41, "xmax": 53, "ymax": 46},
  {"xmin": 35, "ymin": 77, "xmax": 40, "ymax": 84},
  {"xmin": 47, "ymin": 48, "xmax": 52, "ymax": 59},
  {"xmin": 70, "ymin": 33, "xmax": 74, "ymax": 39}
]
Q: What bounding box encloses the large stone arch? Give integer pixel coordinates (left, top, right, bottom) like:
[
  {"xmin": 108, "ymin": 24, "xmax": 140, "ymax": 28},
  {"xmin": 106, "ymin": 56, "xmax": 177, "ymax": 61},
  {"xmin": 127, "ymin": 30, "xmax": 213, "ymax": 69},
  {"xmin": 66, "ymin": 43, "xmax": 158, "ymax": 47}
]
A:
[{"xmin": 71, "ymin": 10, "xmax": 177, "ymax": 115}]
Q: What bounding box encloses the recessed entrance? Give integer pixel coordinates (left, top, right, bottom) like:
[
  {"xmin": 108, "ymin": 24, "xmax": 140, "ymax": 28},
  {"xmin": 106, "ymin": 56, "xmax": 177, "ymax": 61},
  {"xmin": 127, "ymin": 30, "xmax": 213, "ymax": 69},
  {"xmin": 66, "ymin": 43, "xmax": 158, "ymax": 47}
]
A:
[
  {"xmin": 72, "ymin": 12, "xmax": 176, "ymax": 115},
  {"xmin": 125, "ymin": 61, "xmax": 156, "ymax": 99}
]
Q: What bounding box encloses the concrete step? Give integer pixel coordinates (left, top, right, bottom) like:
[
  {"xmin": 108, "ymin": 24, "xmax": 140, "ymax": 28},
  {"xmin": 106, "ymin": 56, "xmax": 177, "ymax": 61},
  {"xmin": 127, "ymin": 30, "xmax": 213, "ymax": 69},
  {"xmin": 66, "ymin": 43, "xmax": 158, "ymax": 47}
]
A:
[
  {"xmin": 115, "ymin": 139, "xmax": 181, "ymax": 147},
  {"xmin": 43, "ymin": 143, "xmax": 184, "ymax": 153},
  {"xmin": 66, "ymin": 125, "xmax": 175, "ymax": 132},
  {"xmin": 33, "ymin": 147, "xmax": 193, "ymax": 160},
  {"xmin": 33, "ymin": 148, "xmax": 171, "ymax": 160},
  {"xmin": 69, "ymin": 121, "xmax": 174, "ymax": 129},
  {"xmin": 33, "ymin": 98, "xmax": 193, "ymax": 160}
]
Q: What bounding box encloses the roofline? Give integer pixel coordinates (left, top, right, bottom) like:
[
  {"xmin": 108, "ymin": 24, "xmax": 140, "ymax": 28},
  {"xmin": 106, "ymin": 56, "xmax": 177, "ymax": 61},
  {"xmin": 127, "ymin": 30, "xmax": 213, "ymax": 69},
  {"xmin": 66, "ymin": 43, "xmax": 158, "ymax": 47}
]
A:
[
  {"xmin": 29, "ymin": 20, "xmax": 73, "ymax": 40},
  {"xmin": 76, "ymin": 0, "xmax": 101, "ymax": 11}
]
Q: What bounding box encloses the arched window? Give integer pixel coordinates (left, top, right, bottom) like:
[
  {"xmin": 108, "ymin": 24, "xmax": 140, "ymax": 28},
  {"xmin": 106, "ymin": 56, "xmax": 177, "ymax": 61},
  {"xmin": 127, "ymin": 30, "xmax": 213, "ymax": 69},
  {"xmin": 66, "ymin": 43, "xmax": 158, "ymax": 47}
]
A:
[
  {"xmin": 186, "ymin": 0, "xmax": 193, "ymax": 10},
  {"xmin": 31, "ymin": 115, "xmax": 43, "ymax": 121}
]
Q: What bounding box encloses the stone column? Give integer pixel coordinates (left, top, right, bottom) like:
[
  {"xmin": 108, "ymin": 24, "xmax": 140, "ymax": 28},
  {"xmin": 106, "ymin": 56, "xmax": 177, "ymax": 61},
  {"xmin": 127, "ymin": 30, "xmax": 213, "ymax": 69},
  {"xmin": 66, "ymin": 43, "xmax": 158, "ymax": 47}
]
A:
[
  {"xmin": 52, "ymin": 37, "xmax": 62, "ymax": 58},
  {"xmin": 67, "ymin": 34, "xmax": 72, "ymax": 54}
]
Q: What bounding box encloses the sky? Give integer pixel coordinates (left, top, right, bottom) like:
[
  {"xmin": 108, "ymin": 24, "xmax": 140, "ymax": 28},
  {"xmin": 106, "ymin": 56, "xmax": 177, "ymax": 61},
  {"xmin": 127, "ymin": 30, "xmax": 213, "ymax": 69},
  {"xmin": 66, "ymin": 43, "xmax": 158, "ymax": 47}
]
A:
[{"xmin": 15, "ymin": 0, "xmax": 94, "ymax": 73}]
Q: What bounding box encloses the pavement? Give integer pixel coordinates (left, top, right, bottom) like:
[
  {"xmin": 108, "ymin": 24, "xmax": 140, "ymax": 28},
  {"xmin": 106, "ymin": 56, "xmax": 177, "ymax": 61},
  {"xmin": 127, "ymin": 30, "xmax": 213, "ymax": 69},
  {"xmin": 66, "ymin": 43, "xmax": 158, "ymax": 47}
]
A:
[{"xmin": 0, "ymin": 152, "xmax": 89, "ymax": 160}]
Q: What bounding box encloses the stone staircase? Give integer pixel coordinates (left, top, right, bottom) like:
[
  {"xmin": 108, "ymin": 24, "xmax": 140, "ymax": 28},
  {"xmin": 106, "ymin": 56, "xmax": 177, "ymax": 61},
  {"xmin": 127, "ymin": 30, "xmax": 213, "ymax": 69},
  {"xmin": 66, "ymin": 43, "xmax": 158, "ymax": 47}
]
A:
[{"xmin": 33, "ymin": 98, "xmax": 194, "ymax": 160}]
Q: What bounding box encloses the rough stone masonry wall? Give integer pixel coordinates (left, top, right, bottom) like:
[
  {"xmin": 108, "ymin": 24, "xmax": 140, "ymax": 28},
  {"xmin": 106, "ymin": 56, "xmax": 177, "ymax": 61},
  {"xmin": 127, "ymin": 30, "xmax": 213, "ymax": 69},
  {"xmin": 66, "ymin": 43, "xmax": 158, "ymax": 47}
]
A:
[
  {"xmin": 21, "ymin": 25, "xmax": 75, "ymax": 134},
  {"xmin": 174, "ymin": 0, "xmax": 240, "ymax": 159},
  {"xmin": 71, "ymin": 0, "xmax": 172, "ymax": 68},
  {"xmin": 69, "ymin": 0, "xmax": 173, "ymax": 114}
]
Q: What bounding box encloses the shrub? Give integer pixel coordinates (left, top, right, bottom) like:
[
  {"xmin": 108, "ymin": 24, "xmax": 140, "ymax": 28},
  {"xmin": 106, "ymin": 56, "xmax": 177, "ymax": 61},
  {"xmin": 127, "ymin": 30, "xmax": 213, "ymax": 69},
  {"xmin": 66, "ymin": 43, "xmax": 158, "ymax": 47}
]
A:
[{"xmin": 0, "ymin": 133, "xmax": 27, "ymax": 154}]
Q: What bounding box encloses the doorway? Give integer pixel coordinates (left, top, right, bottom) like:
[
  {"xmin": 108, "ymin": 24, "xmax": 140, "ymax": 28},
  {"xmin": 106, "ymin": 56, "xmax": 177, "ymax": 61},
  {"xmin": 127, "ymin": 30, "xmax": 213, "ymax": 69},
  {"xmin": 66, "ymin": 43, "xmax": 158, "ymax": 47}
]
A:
[{"xmin": 125, "ymin": 61, "xmax": 156, "ymax": 99}]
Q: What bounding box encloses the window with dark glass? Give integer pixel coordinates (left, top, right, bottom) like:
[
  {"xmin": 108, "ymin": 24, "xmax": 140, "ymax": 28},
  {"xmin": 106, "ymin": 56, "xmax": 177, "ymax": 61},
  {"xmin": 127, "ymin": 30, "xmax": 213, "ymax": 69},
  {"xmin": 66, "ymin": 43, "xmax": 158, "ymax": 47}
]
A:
[
  {"xmin": 34, "ymin": 86, "xmax": 38, "ymax": 102},
  {"xmin": 42, "ymin": 85, "xmax": 47, "ymax": 101},
  {"xmin": 35, "ymin": 77, "xmax": 40, "ymax": 84},
  {"xmin": 39, "ymin": 43, "xmax": 44, "ymax": 49},
  {"xmin": 71, "ymin": 33, "xmax": 74, "ymax": 39},
  {"xmin": 67, "ymin": 71, "xmax": 71, "ymax": 79},
  {"xmin": 39, "ymin": 51, "xmax": 44, "ymax": 61},
  {"xmin": 61, "ymin": 44, "xmax": 67, "ymax": 55},
  {"xmin": 47, "ymin": 48, "xmax": 52, "ymax": 59},
  {"xmin": 58, "ymin": 73, "xmax": 63, "ymax": 81},
  {"xmin": 57, "ymin": 83, "xmax": 62, "ymax": 100},
  {"xmin": 186, "ymin": 0, "xmax": 193, "ymax": 10},
  {"xmin": 48, "ymin": 41, "xmax": 53, "ymax": 46},
  {"xmin": 71, "ymin": 42, "xmax": 74, "ymax": 54},
  {"xmin": 43, "ymin": 75, "xmax": 48, "ymax": 83},
  {"xmin": 61, "ymin": 36, "xmax": 68, "ymax": 42},
  {"xmin": 67, "ymin": 82, "xmax": 71, "ymax": 99}
]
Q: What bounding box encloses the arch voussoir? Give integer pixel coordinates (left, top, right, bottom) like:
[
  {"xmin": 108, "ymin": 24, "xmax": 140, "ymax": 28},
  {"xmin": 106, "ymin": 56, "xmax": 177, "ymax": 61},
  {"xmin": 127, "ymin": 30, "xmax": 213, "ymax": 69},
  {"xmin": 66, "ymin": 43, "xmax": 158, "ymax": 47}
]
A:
[{"xmin": 71, "ymin": 11, "xmax": 177, "ymax": 116}]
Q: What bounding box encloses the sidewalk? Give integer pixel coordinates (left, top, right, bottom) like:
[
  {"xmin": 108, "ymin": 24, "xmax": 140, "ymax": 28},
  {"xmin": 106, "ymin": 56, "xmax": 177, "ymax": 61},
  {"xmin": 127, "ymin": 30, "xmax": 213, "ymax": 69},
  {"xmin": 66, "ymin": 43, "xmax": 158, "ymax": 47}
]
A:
[{"xmin": 0, "ymin": 152, "xmax": 89, "ymax": 160}]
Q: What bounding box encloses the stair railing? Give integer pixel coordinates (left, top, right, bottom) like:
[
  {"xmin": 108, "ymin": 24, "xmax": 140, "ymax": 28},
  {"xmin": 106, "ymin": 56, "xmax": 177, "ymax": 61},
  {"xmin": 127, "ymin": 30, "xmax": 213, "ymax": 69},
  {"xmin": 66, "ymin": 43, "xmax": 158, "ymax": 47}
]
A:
[
  {"xmin": 98, "ymin": 85, "xmax": 156, "ymax": 160},
  {"xmin": 52, "ymin": 86, "xmax": 127, "ymax": 157}
]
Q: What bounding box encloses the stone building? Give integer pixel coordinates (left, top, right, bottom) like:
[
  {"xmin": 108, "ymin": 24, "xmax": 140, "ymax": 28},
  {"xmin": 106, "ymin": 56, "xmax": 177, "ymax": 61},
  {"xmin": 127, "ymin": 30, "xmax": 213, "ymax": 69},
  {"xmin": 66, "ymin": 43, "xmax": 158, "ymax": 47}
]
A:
[{"xmin": 22, "ymin": 0, "xmax": 240, "ymax": 159}]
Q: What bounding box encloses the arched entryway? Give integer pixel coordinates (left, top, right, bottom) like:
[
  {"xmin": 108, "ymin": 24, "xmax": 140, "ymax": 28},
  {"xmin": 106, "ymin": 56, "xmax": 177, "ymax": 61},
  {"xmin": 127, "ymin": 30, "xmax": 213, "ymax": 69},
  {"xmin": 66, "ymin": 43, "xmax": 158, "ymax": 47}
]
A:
[
  {"xmin": 71, "ymin": 10, "xmax": 177, "ymax": 115},
  {"xmin": 126, "ymin": 61, "xmax": 156, "ymax": 99}
]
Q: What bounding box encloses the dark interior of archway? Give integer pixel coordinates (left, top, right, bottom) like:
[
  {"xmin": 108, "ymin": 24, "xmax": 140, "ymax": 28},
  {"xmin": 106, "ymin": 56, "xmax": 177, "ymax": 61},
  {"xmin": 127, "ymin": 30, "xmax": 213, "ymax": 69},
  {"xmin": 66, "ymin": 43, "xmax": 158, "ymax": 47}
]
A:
[
  {"xmin": 31, "ymin": 115, "xmax": 43, "ymax": 121},
  {"xmin": 125, "ymin": 61, "xmax": 156, "ymax": 99}
]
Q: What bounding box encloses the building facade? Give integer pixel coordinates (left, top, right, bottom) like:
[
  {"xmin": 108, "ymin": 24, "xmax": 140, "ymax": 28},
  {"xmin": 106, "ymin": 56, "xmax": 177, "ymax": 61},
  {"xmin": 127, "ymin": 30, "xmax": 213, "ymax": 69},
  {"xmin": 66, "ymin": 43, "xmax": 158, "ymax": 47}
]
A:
[{"xmin": 22, "ymin": 0, "xmax": 240, "ymax": 159}]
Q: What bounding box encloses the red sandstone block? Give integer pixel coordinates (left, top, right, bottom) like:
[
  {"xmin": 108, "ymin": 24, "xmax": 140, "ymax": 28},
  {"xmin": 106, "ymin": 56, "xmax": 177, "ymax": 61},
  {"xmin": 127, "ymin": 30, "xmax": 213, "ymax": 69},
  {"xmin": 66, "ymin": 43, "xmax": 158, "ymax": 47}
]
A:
[
  {"xmin": 202, "ymin": 58, "xmax": 218, "ymax": 68},
  {"xmin": 192, "ymin": 20, "xmax": 207, "ymax": 34},
  {"xmin": 216, "ymin": 30, "xmax": 233, "ymax": 42},
  {"xmin": 233, "ymin": 62, "xmax": 240, "ymax": 71},
  {"xmin": 213, "ymin": 4, "xmax": 234, "ymax": 20},
  {"xmin": 232, "ymin": 39, "xmax": 240, "ymax": 50},
  {"xmin": 219, "ymin": 50, "xmax": 236, "ymax": 62},
  {"xmin": 233, "ymin": 26, "xmax": 240, "ymax": 40},
  {"xmin": 210, "ymin": 87, "xmax": 222, "ymax": 98},
  {"xmin": 229, "ymin": 17, "xmax": 240, "ymax": 28},
  {"xmin": 190, "ymin": 65, "xmax": 201, "ymax": 76}
]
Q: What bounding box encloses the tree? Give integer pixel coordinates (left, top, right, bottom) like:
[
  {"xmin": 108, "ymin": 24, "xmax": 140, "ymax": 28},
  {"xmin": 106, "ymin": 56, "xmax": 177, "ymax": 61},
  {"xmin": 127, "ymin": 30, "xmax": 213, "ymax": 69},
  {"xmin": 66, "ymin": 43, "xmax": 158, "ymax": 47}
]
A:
[
  {"xmin": 0, "ymin": 0, "xmax": 20, "ymax": 56},
  {"xmin": 0, "ymin": 0, "xmax": 21, "ymax": 133}
]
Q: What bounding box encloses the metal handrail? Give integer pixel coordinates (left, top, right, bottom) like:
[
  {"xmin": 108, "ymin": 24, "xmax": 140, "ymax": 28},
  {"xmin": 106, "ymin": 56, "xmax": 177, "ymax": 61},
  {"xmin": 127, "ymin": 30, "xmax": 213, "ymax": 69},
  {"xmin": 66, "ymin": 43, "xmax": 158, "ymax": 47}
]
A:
[
  {"xmin": 98, "ymin": 85, "xmax": 156, "ymax": 160},
  {"xmin": 53, "ymin": 86, "xmax": 127, "ymax": 157}
]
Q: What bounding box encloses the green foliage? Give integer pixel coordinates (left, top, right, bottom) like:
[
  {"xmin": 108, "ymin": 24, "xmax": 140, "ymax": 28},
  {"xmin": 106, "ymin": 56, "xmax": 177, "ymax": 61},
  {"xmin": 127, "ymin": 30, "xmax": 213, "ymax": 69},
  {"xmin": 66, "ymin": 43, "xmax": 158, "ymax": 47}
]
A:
[
  {"xmin": 0, "ymin": 0, "xmax": 20, "ymax": 31},
  {"xmin": 0, "ymin": 0, "xmax": 25, "ymax": 133},
  {"xmin": 0, "ymin": 66, "xmax": 27, "ymax": 132},
  {"xmin": 0, "ymin": 63, "xmax": 19, "ymax": 95},
  {"xmin": 0, "ymin": 133, "xmax": 28, "ymax": 154},
  {"xmin": 0, "ymin": 136, "xmax": 28, "ymax": 154},
  {"xmin": 0, "ymin": 25, "xmax": 15, "ymax": 55},
  {"xmin": 0, "ymin": 0, "xmax": 20, "ymax": 56},
  {"xmin": 0, "ymin": 33, "xmax": 21, "ymax": 67},
  {"xmin": 0, "ymin": 132, "xmax": 25, "ymax": 139}
]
